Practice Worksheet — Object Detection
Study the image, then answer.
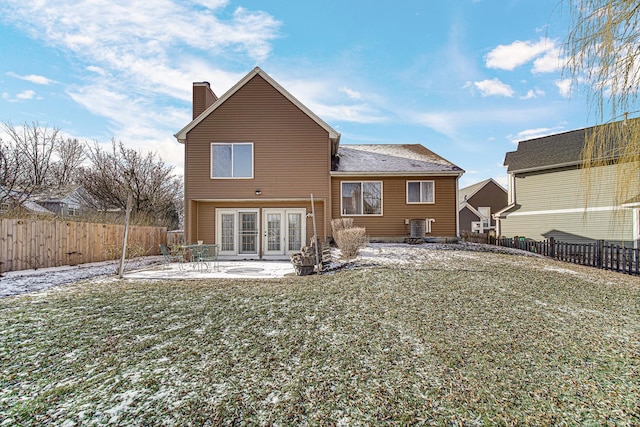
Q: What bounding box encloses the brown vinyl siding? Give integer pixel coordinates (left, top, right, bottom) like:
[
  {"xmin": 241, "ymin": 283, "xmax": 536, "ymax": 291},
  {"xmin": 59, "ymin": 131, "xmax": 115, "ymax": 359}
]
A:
[
  {"xmin": 331, "ymin": 176, "xmax": 458, "ymax": 239},
  {"xmin": 460, "ymin": 181, "xmax": 508, "ymax": 232},
  {"xmin": 459, "ymin": 206, "xmax": 480, "ymax": 232},
  {"xmin": 192, "ymin": 83, "xmax": 217, "ymax": 119},
  {"xmin": 184, "ymin": 74, "xmax": 332, "ymax": 242},
  {"xmin": 467, "ymin": 182, "xmax": 507, "ymax": 216}
]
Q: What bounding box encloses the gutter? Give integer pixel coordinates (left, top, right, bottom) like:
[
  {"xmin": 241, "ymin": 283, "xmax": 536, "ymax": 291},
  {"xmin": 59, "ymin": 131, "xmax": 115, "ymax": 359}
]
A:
[
  {"xmin": 330, "ymin": 171, "xmax": 464, "ymax": 177},
  {"xmin": 508, "ymin": 161, "xmax": 582, "ymax": 174}
]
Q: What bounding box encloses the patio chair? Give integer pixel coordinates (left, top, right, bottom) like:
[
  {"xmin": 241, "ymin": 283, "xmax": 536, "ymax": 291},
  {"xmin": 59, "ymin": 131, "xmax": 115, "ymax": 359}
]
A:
[
  {"xmin": 159, "ymin": 244, "xmax": 185, "ymax": 270},
  {"xmin": 198, "ymin": 244, "xmax": 219, "ymax": 271}
]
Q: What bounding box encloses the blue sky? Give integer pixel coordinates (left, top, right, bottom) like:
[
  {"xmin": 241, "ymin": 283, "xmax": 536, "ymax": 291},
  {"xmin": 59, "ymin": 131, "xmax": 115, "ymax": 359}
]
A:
[{"xmin": 0, "ymin": 0, "xmax": 592, "ymax": 188}]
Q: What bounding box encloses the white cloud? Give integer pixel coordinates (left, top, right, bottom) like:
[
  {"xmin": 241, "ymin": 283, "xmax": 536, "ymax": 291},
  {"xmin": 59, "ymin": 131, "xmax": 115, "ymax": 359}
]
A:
[
  {"xmin": 485, "ymin": 38, "xmax": 560, "ymax": 72},
  {"xmin": 284, "ymin": 76, "xmax": 387, "ymax": 124},
  {"xmin": 411, "ymin": 106, "xmax": 563, "ymax": 139},
  {"xmin": 493, "ymin": 174, "xmax": 509, "ymax": 188},
  {"xmin": 472, "ymin": 78, "xmax": 514, "ymax": 97},
  {"xmin": 340, "ymin": 86, "xmax": 363, "ymax": 100},
  {"xmin": 555, "ymin": 78, "xmax": 572, "ymax": 98},
  {"xmin": 0, "ymin": 0, "xmax": 282, "ymax": 171},
  {"xmin": 509, "ymin": 126, "xmax": 564, "ymax": 143},
  {"xmin": 1, "ymin": 1, "xmax": 281, "ymax": 103},
  {"xmin": 67, "ymin": 83, "xmax": 189, "ymax": 171},
  {"xmin": 86, "ymin": 66, "xmax": 106, "ymax": 76},
  {"xmin": 16, "ymin": 90, "xmax": 36, "ymax": 100},
  {"xmin": 414, "ymin": 112, "xmax": 459, "ymax": 138},
  {"xmin": 532, "ymin": 47, "xmax": 563, "ymax": 73},
  {"xmin": 314, "ymin": 103, "xmax": 387, "ymax": 124},
  {"xmin": 7, "ymin": 72, "xmax": 56, "ymax": 85},
  {"xmin": 520, "ymin": 88, "xmax": 545, "ymax": 100},
  {"xmin": 2, "ymin": 90, "xmax": 37, "ymax": 102}
]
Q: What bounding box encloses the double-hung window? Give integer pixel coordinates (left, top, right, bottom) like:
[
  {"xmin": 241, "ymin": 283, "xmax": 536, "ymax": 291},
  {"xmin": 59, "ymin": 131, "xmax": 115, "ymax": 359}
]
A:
[
  {"xmin": 407, "ymin": 180, "xmax": 435, "ymax": 204},
  {"xmin": 211, "ymin": 143, "xmax": 253, "ymax": 179},
  {"xmin": 341, "ymin": 181, "xmax": 382, "ymax": 215}
]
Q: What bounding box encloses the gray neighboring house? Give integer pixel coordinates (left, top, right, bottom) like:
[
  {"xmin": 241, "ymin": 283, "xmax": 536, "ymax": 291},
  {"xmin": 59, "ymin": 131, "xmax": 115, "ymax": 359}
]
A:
[
  {"xmin": 29, "ymin": 185, "xmax": 95, "ymax": 217},
  {"xmin": 496, "ymin": 124, "xmax": 640, "ymax": 247},
  {"xmin": 458, "ymin": 178, "xmax": 507, "ymax": 234},
  {"xmin": 0, "ymin": 187, "xmax": 55, "ymax": 215}
]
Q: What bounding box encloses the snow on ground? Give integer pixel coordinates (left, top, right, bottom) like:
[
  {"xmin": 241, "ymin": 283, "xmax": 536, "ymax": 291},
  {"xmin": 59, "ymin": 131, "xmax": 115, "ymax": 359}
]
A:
[
  {"xmin": 0, "ymin": 242, "xmax": 542, "ymax": 298},
  {"xmin": 0, "ymin": 257, "xmax": 163, "ymax": 298}
]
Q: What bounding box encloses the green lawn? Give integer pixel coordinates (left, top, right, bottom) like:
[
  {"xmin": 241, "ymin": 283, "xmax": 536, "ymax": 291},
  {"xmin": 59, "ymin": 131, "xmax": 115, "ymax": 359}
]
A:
[{"xmin": 1, "ymin": 248, "xmax": 639, "ymax": 425}]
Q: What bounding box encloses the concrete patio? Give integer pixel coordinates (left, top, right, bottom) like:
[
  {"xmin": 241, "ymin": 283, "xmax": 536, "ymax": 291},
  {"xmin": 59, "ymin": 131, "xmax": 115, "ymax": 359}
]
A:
[{"xmin": 125, "ymin": 260, "xmax": 296, "ymax": 280}]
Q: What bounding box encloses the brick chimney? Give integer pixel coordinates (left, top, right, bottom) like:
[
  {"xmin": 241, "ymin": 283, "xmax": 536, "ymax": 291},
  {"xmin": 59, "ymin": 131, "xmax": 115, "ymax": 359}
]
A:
[{"xmin": 192, "ymin": 82, "xmax": 218, "ymax": 119}]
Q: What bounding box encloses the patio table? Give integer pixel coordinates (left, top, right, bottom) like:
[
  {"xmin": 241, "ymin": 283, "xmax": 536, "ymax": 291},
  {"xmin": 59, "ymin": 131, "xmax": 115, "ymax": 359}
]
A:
[{"xmin": 183, "ymin": 244, "xmax": 219, "ymax": 271}]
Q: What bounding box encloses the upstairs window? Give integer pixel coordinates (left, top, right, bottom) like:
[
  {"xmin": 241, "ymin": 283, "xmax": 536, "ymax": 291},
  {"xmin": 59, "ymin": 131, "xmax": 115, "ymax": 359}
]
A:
[
  {"xmin": 407, "ymin": 181, "xmax": 435, "ymax": 204},
  {"xmin": 211, "ymin": 143, "xmax": 253, "ymax": 179},
  {"xmin": 341, "ymin": 181, "xmax": 382, "ymax": 216}
]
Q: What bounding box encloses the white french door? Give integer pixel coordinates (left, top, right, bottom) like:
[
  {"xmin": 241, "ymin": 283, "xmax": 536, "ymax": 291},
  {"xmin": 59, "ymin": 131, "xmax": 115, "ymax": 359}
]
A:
[
  {"xmin": 263, "ymin": 208, "xmax": 306, "ymax": 257},
  {"xmin": 217, "ymin": 208, "xmax": 305, "ymax": 257},
  {"xmin": 217, "ymin": 209, "xmax": 259, "ymax": 257}
]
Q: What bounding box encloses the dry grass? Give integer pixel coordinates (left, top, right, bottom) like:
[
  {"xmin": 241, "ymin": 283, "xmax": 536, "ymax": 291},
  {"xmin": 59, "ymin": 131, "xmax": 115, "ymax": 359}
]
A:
[{"xmin": 1, "ymin": 248, "xmax": 639, "ymax": 425}]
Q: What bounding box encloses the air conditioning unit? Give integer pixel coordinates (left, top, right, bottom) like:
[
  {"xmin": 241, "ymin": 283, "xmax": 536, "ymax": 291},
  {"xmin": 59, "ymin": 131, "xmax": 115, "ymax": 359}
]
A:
[{"xmin": 410, "ymin": 219, "xmax": 426, "ymax": 238}]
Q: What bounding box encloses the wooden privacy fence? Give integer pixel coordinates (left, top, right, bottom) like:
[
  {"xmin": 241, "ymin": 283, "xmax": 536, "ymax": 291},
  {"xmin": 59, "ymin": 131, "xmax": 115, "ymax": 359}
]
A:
[
  {"xmin": 495, "ymin": 236, "xmax": 639, "ymax": 276},
  {"xmin": 0, "ymin": 218, "xmax": 167, "ymax": 273}
]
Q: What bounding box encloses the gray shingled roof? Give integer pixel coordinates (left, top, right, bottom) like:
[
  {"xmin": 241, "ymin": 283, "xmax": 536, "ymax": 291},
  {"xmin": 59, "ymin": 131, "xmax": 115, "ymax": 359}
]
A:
[
  {"xmin": 334, "ymin": 144, "xmax": 463, "ymax": 174},
  {"xmin": 504, "ymin": 119, "xmax": 636, "ymax": 172},
  {"xmin": 504, "ymin": 128, "xmax": 587, "ymax": 172}
]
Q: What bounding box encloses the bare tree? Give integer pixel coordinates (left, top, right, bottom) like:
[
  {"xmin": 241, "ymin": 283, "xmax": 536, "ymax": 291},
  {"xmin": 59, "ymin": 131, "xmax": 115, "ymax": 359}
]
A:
[
  {"xmin": 564, "ymin": 0, "xmax": 640, "ymax": 207},
  {"xmin": 2, "ymin": 121, "xmax": 60, "ymax": 189},
  {"xmin": 51, "ymin": 138, "xmax": 85, "ymax": 187},
  {"xmin": 80, "ymin": 140, "xmax": 182, "ymax": 228}
]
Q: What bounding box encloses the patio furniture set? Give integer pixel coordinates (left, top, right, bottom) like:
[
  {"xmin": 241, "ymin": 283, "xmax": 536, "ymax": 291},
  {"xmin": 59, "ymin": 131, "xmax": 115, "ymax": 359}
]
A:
[{"xmin": 159, "ymin": 243, "xmax": 219, "ymax": 271}]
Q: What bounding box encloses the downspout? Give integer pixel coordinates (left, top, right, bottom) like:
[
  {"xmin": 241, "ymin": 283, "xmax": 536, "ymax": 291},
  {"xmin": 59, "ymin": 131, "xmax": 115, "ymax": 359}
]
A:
[
  {"xmin": 455, "ymin": 175, "xmax": 460, "ymax": 239},
  {"xmin": 634, "ymin": 208, "xmax": 639, "ymax": 249}
]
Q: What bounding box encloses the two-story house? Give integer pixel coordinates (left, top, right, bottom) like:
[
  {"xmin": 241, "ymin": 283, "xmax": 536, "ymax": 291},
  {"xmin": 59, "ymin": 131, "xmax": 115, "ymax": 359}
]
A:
[
  {"xmin": 496, "ymin": 123, "xmax": 640, "ymax": 247},
  {"xmin": 458, "ymin": 178, "xmax": 507, "ymax": 234},
  {"xmin": 175, "ymin": 67, "xmax": 464, "ymax": 259}
]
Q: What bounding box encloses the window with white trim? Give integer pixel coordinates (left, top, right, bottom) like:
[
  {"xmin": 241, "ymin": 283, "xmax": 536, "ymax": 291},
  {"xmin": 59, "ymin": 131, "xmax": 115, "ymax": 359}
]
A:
[
  {"xmin": 68, "ymin": 205, "xmax": 80, "ymax": 216},
  {"xmin": 341, "ymin": 181, "xmax": 382, "ymax": 215},
  {"xmin": 406, "ymin": 180, "xmax": 435, "ymax": 204},
  {"xmin": 478, "ymin": 207, "xmax": 491, "ymax": 228},
  {"xmin": 211, "ymin": 143, "xmax": 253, "ymax": 179}
]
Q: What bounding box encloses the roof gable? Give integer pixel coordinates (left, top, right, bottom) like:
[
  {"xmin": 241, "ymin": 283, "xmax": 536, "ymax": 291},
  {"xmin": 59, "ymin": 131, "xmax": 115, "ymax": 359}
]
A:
[
  {"xmin": 175, "ymin": 67, "xmax": 341, "ymax": 151},
  {"xmin": 458, "ymin": 178, "xmax": 506, "ymax": 204},
  {"xmin": 333, "ymin": 144, "xmax": 463, "ymax": 175},
  {"xmin": 459, "ymin": 203, "xmax": 483, "ymax": 219}
]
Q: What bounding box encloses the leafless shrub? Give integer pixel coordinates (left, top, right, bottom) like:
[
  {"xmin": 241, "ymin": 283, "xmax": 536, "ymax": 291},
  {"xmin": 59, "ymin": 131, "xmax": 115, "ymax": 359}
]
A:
[
  {"xmin": 330, "ymin": 218, "xmax": 354, "ymax": 234},
  {"xmin": 332, "ymin": 218, "xmax": 367, "ymax": 259}
]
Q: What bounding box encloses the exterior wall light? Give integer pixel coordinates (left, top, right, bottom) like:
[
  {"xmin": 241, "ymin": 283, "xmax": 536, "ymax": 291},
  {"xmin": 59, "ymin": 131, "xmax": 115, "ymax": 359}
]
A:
[{"xmin": 255, "ymin": 190, "xmax": 262, "ymax": 195}]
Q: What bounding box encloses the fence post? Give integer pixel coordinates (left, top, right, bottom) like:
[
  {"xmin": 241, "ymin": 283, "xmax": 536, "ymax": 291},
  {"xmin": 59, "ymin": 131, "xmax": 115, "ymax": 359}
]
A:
[
  {"xmin": 597, "ymin": 240, "xmax": 604, "ymax": 269},
  {"xmin": 549, "ymin": 237, "xmax": 555, "ymax": 258}
]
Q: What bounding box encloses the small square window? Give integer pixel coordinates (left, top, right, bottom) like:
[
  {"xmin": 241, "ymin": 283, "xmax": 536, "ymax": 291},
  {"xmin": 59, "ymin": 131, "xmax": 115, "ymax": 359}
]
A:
[
  {"xmin": 407, "ymin": 181, "xmax": 434, "ymax": 204},
  {"xmin": 211, "ymin": 143, "xmax": 253, "ymax": 179}
]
